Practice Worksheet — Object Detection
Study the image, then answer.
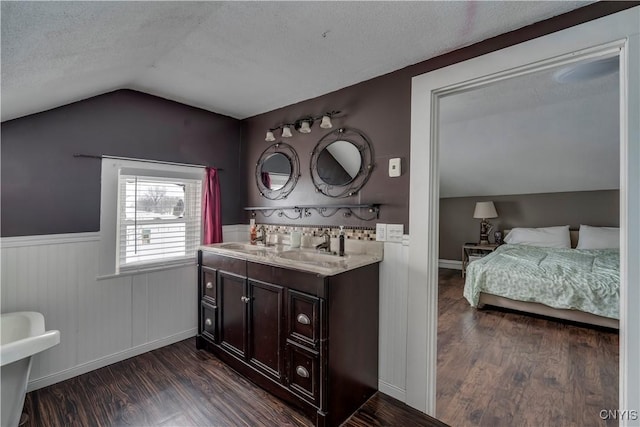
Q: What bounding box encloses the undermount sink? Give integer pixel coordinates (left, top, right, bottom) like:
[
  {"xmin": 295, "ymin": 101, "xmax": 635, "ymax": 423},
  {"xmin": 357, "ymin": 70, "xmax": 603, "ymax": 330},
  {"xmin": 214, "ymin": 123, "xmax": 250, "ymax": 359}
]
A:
[
  {"xmin": 218, "ymin": 242, "xmax": 273, "ymax": 254},
  {"xmin": 277, "ymin": 250, "xmax": 347, "ymax": 266}
]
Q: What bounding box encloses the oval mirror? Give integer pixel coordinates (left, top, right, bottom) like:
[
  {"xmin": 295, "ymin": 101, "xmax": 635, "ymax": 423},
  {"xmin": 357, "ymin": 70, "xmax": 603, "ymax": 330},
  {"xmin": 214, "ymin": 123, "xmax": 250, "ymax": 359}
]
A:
[
  {"xmin": 261, "ymin": 152, "xmax": 292, "ymax": 190},
  {"xmin": 317, "ymin": 140, "xmax": 362, "ymax": 186},
  {"xmin": 310, "ymin": 127, "xmax": 374, "ymax": 198},
  {"xmin": 255, "ymin": 142, "xmax": 300, "ymax": 200}
]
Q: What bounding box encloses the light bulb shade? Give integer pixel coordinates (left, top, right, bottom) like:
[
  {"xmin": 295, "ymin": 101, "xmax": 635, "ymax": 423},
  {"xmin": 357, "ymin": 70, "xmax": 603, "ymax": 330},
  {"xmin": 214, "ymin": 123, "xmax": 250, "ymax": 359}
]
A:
[
  {"xmin": 282, "ymin": 126, "xmax": 293, "ymax": 138},
  {"xmin": 473, "ymin": 201, "xmax": 498, "ymax": 219},
  {"xmin": 299, "ymin": 120, "xmax": 311, "ymax": 133},
  {"xmin": 265, "ymin": 131, "xmax": 275, "ymax": 142},
  {"xmin": 320, "ymin": 115, "xmax": 333, "ymax": 129}
]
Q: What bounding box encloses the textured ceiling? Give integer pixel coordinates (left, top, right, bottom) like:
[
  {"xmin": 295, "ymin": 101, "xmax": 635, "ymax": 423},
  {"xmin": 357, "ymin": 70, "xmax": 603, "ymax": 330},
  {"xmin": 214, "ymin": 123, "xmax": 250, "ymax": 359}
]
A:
[
  {"xmin": 439, "ymin": 57, "xmax": 619, "ymax": 198},
  {"xmin": 1, "ymin": 1, "xmax": 593, "ymax": 122}
]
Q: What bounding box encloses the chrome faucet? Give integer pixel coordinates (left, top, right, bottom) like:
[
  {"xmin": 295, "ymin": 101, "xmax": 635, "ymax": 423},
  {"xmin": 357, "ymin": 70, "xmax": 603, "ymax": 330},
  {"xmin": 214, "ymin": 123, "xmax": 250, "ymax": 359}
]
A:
[
  {"xmin": 254, "ymin": 225, "xmax": 268, "ymax": 245},
  {"xmin": 315, "ymin": 231, "xmax": 331, "ymax": 252}
]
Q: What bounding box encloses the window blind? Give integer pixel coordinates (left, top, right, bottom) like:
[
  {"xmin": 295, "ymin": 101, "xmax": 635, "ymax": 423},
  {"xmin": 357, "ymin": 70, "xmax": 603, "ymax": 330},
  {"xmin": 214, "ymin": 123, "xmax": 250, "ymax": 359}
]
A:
[{"xmin": 116, "ymin": 173, "xmax": 202, "ymax": 271}]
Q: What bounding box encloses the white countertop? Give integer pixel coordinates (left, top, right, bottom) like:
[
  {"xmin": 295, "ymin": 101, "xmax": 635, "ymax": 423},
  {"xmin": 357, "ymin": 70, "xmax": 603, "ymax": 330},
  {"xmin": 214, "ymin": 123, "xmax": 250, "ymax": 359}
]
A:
[{"xmin": 200, "ymin": 242, "xmax": 383, "ymax": 276}]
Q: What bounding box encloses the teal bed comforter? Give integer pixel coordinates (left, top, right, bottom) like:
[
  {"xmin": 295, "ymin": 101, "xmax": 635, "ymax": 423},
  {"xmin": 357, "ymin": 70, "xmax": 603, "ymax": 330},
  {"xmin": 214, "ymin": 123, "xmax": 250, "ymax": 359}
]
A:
[{"xmin": 463, "ymin": 244, "xmax": 619, "ymax": 319}]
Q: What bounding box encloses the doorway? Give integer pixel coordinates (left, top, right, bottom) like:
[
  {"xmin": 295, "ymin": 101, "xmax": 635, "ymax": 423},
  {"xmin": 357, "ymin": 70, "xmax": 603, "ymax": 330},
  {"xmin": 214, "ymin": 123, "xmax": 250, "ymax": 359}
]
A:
[
  {"xmin": 406, "ymin": 7, "xmax": 639, "ymax": 421},
  {"xmin": 435, "ymin": 53, "xmax": 620, "ymax": 425}
]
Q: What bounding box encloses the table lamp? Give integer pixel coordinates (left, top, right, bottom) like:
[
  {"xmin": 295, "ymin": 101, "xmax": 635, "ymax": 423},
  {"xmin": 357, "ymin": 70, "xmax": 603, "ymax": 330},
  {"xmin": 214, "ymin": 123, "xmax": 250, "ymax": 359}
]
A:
[{"xmin": 473, "ymin": 201, "xmax": 498, "ymax": 245}]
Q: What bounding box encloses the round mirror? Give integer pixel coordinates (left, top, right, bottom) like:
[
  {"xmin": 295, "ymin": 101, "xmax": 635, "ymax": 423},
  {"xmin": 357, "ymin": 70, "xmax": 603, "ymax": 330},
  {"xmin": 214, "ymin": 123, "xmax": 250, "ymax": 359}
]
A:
[
  {"xmin": 310, "ymin": 127, "xmax": 374, "ymax": 198},
  {"xmin": 317, "ymin": 140, "xmax": 362, "ymax": 186},
  {"xmin": 260, "ymin": 153, "xmax": 292, "ymax": 190},
  {"xmin": 255, "ymin": 142, "xmax": 300, "ymax": 200}
]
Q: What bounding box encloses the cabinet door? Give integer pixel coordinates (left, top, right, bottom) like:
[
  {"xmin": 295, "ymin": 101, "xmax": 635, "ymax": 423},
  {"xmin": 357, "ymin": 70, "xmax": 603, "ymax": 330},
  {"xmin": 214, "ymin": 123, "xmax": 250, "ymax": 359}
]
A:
[
  {"xmin": 247, "ymin": 279, "xmax": 284, "ymax": 382},
  {"xmin": 218, "ymin": 271, "xmax": 247, "ymax": 359}
]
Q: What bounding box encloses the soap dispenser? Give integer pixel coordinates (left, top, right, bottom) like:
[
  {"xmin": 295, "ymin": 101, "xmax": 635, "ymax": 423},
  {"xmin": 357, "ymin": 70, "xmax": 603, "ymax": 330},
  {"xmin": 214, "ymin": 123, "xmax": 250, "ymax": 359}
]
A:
[{"xmin": 339, "ymin": 226, "xmax": 345, "ymax": 257}]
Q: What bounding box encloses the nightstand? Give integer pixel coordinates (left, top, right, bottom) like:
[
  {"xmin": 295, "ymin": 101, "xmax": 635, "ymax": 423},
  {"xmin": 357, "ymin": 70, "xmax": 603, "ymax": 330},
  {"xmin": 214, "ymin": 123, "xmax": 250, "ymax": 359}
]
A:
[{"xmin": 461, "ymin": 243, "xmax": 499, "ymax": 277}]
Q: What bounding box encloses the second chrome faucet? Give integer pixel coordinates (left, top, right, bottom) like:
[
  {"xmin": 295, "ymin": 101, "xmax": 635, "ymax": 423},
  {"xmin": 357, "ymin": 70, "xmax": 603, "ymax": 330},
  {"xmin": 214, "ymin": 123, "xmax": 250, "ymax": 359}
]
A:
[{"xmin": 315, "ymin": 230, "xmax": 331, "ymax": 252}]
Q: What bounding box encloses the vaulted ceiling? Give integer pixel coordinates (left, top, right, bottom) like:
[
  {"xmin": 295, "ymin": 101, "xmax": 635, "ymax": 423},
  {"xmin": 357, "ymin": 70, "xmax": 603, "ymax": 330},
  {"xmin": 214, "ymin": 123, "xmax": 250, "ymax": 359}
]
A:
[
  {"xmin": 439, "ymin": 56, "xmax": 619, "ymax": 198},
  {"xmin": 1, "ymin": 1, "xmax": 593, "ymax": 122}
]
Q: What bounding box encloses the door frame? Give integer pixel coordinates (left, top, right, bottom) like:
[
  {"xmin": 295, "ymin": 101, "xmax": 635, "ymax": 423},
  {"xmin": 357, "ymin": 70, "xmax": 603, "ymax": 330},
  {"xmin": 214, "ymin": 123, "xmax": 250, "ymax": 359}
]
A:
[{"xmin": 408, "ymin": 7, "xmax": 639, "ymax": 422}]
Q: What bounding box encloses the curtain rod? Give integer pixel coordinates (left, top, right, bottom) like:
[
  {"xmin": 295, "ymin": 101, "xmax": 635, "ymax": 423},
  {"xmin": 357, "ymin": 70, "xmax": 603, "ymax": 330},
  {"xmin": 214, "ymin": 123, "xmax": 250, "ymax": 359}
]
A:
[{"xmin": 73, "ymin": 154, "xmax": 223, "ymax": 170}]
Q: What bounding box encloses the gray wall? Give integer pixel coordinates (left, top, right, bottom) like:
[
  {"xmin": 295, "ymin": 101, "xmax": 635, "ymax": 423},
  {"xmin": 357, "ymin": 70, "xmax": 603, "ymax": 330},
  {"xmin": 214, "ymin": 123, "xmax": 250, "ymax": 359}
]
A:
[
  {"xmin": 439, "ymin": 190, "xmax": 620, "ymax": 260},
  {"xmin": 1, "ymin": 90, "xmax": 244, "ymax": 237}
]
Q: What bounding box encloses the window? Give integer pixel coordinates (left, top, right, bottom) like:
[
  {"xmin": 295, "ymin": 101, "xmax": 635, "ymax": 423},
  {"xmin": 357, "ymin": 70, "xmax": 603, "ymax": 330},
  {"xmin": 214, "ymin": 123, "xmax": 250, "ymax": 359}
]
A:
[
  {"xmin": 117, "ymin": 174, "xmax": 202, "ymax": 270},
  {"xmin": 99, "ymin": 157, "xmax": 204, "ymax": 276}
]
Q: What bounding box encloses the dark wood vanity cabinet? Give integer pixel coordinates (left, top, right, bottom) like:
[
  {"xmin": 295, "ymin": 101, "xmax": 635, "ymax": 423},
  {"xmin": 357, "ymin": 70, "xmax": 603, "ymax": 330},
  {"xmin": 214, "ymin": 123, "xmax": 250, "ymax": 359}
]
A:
[{"xmin": 196, "ymin": 250, "xmax": 379, "ymax": 427}]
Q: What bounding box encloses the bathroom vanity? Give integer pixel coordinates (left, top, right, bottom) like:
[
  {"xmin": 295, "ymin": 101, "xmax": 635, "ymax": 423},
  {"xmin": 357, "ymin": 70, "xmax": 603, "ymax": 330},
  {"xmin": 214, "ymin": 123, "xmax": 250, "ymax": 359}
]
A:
[{"xmin": 196, "ymin": 243, "xmax": 381, "ymax": 427}]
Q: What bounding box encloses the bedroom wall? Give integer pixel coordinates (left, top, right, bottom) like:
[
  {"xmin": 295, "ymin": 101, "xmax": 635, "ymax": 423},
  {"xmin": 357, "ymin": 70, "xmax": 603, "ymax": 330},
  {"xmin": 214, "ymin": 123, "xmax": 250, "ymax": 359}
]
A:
[
  {"xmin": 439, "ymin": 189, "xmax": 620, "ymax": 261},
  {"xmin": 0, "ymin": 89, "xmax": 244, "ymax": 237}
]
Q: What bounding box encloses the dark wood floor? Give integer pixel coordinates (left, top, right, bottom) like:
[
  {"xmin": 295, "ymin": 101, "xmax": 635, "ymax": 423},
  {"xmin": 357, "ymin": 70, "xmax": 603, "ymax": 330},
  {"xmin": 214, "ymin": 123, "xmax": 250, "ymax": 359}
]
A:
[
  {"xmin": 22, "ymin": 270, "xmax": 619, "ymax": 427},
  {"xmin": 437, "ymin": 268, "xmax": 619, "ymax": 427},
  {"xmin": 23, "ymin": 338, "xmax": 447, "ymax": 427}
]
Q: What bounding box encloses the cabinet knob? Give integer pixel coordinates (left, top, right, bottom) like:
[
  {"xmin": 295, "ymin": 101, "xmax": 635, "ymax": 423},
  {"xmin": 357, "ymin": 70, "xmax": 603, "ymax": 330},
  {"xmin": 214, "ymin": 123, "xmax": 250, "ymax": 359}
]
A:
[
  {"xmin": 296, "ymin": 366, "xmax": 309, "ymax": 378},
  {"xmin": 206, "ymin": 282, "xmax": 213, "ymax": 290},
  {"xmin": 241, "ymin": 296, "xmax": 250, "ymax": 303},
  {"xmin": 296, "ymin": 314, "xmax": 310, "ymax": 325},
  {"xmin": 205, "ymin": 318, "xmax": 213, "ymax": 327}
]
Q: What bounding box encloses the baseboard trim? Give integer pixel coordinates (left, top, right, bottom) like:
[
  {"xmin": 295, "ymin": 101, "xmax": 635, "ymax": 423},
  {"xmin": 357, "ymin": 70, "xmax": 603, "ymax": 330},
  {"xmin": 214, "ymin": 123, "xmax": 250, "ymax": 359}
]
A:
[
  {"xmin": 378, "ymin": 380, "xmax": 406, "ymax": 403},
  {"xmin": 27, "ymin": 328, "xmax": 197, "ymax": 392},
  {"xmin": 438, "ymin": 259, "xmax": 462, "ymax": 270}
]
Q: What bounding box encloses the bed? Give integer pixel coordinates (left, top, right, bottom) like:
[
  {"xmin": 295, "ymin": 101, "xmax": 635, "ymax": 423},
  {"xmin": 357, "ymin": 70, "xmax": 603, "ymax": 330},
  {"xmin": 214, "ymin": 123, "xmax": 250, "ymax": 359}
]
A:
[{"xmin": 463, "ymin": 228, "xmax": 620, "ymax": 329}]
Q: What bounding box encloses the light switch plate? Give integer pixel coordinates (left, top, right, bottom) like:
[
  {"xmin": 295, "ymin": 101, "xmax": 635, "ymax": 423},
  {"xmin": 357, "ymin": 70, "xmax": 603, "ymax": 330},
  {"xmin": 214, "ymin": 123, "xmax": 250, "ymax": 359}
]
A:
[
  {"xmin": 389, "ymin": 158, "xmax": 401, "ymax": 177},
  {"xmin": 387, "ymin": 224, "xmax": 404, "ymax": 242},
  {"xmin": 376, "ymin": 223, "xmax": 387, "ymax": 241}
]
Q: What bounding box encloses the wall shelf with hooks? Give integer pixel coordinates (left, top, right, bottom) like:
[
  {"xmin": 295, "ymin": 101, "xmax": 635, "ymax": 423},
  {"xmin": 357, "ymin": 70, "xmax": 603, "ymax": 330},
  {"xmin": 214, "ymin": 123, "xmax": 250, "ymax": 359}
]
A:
[{"xmin": 244, "ymin": 204, "xmax": 380, "ymax": 221}]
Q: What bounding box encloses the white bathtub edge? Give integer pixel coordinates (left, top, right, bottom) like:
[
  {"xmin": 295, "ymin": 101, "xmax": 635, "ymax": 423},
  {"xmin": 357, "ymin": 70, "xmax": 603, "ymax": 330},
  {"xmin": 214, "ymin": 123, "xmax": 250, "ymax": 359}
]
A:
[{"xmin": 27, "ymin": 328, "xmax": 197, "ymax": 392}]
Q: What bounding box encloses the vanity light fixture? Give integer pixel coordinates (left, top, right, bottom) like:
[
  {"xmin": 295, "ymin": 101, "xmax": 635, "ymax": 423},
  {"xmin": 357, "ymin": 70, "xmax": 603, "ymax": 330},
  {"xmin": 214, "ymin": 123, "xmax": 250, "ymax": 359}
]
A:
[{"xmin": 264, "ymin": 110, "xmax": 341, "ymax": 141}]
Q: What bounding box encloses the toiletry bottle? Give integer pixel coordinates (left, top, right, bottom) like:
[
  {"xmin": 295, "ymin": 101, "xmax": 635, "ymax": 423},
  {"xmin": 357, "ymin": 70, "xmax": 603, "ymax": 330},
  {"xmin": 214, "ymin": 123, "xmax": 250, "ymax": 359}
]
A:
[
  {"xmin": 339, "ymin": 226, "xmax": 345, "ymax": 257},
  {"xmin": 250, "ymin": 224, "xmax": 257, "ymax": 244},
  {"xmin": 291, "ymin": 228, "xmax": 301, "ymax": 248}
]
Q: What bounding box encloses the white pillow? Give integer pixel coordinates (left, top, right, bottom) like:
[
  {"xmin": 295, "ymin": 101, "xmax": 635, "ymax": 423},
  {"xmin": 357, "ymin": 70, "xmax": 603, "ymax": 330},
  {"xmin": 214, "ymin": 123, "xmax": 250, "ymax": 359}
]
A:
[
  {"xmin": 504, "ymin": 225, "xmax": 571, "ymax": 248},
  {"xmin": 576, "ymin": 225, "xmax": 619, "ymax": 249}
]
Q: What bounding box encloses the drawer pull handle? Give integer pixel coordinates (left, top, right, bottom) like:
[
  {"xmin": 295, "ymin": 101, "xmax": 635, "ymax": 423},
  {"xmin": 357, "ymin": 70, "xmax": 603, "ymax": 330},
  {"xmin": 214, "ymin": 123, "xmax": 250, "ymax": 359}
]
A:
[
  {"xmin": 296, "ymin": 314, "xmax": 310, "ymax": 325},
  {"xmin": 296, "ymin": 366, "xmax": 309, "ymax": 378},
  {"xmin": 206, "ymin": 282, "xmax": 213, "ymax": 290},
  {"xmin": 205, "ymin": 318, "xmax": 213, "ymax": 327}
]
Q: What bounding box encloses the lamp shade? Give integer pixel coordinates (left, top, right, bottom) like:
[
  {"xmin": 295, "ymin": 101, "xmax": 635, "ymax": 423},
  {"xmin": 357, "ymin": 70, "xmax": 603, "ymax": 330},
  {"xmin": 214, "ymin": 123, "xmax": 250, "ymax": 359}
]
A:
[
  {"xmin": 282, "ymin": 126, "xmax": 293, "ymax": 138},
  {"xmin": 299, "ymin": 120, "xmax": 311, "ymax": 133},
  {"xmin": 473, "ymin": 201, "xmax": 498, "ymax": 219},
  {"xmin": 265, "ymin": 131, "xmax": 275, "ymax": 142},
  {"xmin": 320, "ymin": 115, "xmax": 333, "ymax": 129}
]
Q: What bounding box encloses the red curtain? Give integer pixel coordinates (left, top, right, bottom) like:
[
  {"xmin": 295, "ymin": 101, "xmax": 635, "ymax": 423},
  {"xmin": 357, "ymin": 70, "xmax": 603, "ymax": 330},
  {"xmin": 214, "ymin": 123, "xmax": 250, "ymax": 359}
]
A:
[{"xmin": 203, "ymin": 167, "xmax": 223, "ymax": 244}]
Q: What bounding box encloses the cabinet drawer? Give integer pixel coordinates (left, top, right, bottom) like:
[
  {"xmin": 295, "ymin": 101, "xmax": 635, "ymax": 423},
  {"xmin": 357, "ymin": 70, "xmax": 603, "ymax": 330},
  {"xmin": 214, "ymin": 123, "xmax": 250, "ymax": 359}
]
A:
[
  {"xmin": 201, "ymin": 301, "xmax": 217, "ymax": 343},
  {"xmin": 288, "ymin": 290, "xmax": 320, "ymax": 349},
  {"xmin": 248, "ymin": 262, "xmax": 326, "ymax": 298},
  {"xmin": 286, "ymin": 342, "xmax": 320, "ymax": 407},
  {"xmin": 201, "ymin": 267, "xmax": 216, "ymax": 302}
]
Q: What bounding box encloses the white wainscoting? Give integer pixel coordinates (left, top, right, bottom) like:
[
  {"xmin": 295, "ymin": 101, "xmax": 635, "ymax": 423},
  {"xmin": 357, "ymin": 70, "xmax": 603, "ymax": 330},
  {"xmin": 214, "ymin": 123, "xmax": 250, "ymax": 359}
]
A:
[
  {"xmin": 1, "ymin": 225, "xmax": 411, "ymax": 400},
  {"xmin": 0, "ymin": 225, "xmax": 240, "ymax": 391},
  {"xmin": 378, "ymin": 235, "xmax": 410, "ymax": 402}
]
